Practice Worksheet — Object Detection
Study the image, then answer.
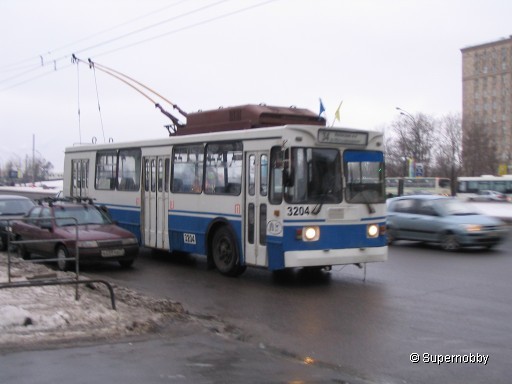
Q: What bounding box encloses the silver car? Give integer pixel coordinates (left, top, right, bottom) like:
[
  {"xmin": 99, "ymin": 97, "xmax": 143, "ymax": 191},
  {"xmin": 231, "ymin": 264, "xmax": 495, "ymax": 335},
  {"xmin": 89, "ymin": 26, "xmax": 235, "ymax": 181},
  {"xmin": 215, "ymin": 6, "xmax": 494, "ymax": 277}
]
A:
[{"xmin": 386, "ymin": 195, "xmax": 508, "ymax": 250}]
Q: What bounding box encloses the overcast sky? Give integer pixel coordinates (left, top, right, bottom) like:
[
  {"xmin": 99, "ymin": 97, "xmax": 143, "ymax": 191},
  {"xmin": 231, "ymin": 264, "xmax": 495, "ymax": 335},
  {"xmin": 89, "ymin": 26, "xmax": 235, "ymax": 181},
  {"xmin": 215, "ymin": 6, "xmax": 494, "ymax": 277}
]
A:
[{"xmin": 1, "ymin": 0, "xmax": 511, "ymax": 173}]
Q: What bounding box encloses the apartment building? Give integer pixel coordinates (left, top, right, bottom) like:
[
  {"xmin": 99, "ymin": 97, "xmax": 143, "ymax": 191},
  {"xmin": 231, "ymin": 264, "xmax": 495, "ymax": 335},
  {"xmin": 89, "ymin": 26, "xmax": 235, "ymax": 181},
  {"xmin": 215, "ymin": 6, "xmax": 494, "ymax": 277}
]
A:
[{"xmin": 461, "ymin": 36, "xmax": 512, "ymax": 174}]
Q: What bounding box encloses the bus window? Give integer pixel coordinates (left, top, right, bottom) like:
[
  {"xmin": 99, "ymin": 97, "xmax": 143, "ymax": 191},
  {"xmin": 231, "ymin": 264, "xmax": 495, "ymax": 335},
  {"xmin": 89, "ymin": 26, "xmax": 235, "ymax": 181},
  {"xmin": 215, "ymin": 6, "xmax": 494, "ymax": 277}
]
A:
[
  {"xmin": 172, "ymin": 145, "xmax": 204, "ymax": 193},
  {"xmin": 151, "ymin": 159, "xmax": 156, "ymax": 192},
  {"xmin": 117, "ymin": 148, "xmax": 141, "ymax": 191},
  {"xmin": 205, "ymin": 142, "xmax": 242, "ymax": 195},
  {"xmin": 157, "ymin": 158, "xmax": 164, "ymax": 192},
  {"xmin": 165, "ymin": 158, "xmax": 170, "ymax": 192},
  {"xmin": 260, "ymin": 154, "xmax": 268, "ymax": 196},
  {"xmin": 284, "ymin": 148, "xmax": 342, "ymax": 204},
  {"xmin": 71, "ymin": 159, "xmax": 89, "ymax": 197},
  {"xmin": 344, "ymin": 150, "xmax": 385, "ymax": 204},
  {"xmin": 144, "ymin": 159, "xmax": 150, "ymax": 192},
  {"xmin": 95, "ymin": 150, "xmax": 117, "ymax": 190},
  {"xmin": 248, "ymin": 154, "xmax": 255, "ymax": 196},
  {"xmin": 269, "ymin": 147, "xmax": 283, "ymax": 204}
]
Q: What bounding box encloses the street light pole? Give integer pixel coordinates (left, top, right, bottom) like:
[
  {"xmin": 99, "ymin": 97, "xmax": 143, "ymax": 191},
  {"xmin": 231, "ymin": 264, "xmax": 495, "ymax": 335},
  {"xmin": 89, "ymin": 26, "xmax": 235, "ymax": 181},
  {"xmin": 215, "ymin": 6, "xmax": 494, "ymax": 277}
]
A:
[
  {"xmin": 396, "ymin": 107, "xmax": 421, "ymax": 177},
  {"xmin": 396, "ymin": 106, "xmax": 416, "ymax": 125}
]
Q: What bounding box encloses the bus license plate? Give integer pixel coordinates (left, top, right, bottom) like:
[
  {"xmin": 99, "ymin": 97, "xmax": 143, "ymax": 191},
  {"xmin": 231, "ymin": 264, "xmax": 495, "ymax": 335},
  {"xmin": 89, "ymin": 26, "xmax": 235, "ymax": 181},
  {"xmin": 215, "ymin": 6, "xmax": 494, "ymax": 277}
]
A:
[{"xmin": 101, "ymin": 249, "xmax": 125, "ymax": 257}]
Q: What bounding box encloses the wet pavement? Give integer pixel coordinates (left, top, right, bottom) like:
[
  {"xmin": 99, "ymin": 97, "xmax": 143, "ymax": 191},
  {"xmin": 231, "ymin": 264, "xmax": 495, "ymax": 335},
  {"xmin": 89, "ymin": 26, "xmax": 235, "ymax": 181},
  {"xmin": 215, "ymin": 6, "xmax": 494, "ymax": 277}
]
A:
[{"xmin": 0, "ymin": 320, "xmax": 372, "ymax": 384}]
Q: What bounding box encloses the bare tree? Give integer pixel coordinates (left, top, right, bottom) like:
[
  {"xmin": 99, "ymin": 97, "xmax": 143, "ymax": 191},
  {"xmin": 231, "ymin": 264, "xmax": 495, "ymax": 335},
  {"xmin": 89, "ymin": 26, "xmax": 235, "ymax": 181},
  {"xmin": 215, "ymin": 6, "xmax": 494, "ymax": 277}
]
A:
[
  {"xmin": 431, "ymin": 113, "xmax": 463, "ymax": 194},
  {"xmin": 1, "ymin": 154, "xmax": 53, "ymax": 183},
  {"xmin": 462, "ymin": 122, "xmax": 498, "ymax": 176},
  {"xmin": 386, "ymin": 112, "xmax": 436, "ymax": 176}
]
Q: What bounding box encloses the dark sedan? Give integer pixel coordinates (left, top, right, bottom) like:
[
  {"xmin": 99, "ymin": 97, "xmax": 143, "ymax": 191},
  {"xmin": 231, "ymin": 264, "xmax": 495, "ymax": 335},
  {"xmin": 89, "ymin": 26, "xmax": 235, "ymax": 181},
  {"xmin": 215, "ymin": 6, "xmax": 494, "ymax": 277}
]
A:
[
  {"xmin": 0, "ymin": 195, "xmax": 35, "ymax": 251},
  {"xmin": 12, "ymin": 199, "xmax": 139, "ymax": 270}
]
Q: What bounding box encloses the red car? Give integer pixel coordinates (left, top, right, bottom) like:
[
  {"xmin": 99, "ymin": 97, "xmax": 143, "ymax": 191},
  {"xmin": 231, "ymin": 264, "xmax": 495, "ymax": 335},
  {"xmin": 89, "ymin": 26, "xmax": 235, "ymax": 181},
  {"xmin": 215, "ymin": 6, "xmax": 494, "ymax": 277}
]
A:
[{"xmin": 12, "ymin": 199, "xmax": 138, "ymax": 271}]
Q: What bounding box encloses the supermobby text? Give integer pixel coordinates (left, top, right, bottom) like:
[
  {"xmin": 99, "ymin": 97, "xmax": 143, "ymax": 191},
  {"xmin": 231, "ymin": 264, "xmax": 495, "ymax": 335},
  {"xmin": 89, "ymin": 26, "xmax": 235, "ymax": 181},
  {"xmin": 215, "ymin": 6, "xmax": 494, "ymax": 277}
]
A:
[{"xmin": 410, "ymin": 353, "xmax": 489, "ymax": 365}]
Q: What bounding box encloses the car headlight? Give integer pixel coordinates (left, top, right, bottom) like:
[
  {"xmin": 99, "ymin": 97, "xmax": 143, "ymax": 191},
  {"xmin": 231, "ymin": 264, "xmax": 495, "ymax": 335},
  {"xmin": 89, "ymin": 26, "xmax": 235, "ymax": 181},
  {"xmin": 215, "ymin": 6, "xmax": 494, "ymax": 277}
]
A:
[
  {"xmin": 461, "ymin": 224, "xmax": 483, "ymax": 232},
  {"xmin": 122, "ymin": 238, "xmax": 138, "ymax": 245},
  {"xmin": 77, "ymin": 240, "xmax": 99, "ymax": 248}
]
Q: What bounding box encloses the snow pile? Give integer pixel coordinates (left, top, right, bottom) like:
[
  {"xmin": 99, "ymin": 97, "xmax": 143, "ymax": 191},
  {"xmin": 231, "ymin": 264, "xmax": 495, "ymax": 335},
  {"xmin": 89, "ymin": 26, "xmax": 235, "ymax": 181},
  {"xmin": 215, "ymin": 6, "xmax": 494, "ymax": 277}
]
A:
[{"xmin": 0, "ymin": 252, "xmax": 184, "ymax": 348}]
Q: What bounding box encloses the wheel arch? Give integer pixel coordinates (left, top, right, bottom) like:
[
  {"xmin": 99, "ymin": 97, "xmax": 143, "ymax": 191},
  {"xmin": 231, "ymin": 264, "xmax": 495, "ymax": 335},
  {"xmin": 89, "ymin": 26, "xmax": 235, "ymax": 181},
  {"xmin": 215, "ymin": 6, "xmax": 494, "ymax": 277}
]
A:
[
  {"xmin": 206, "ymin": 218, "xmax": 244, "ymax": 268},
  {"xmin": 206, "ymin": 219, "xmax": 230, "ymax": 263}
]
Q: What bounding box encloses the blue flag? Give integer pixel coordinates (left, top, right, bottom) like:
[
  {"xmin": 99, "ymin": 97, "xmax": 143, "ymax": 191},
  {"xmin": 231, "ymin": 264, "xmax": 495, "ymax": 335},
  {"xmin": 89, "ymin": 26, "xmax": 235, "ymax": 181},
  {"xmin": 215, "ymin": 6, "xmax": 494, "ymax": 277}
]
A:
[{"xmin": 318, "ymin": 98, "xmax": 325, "ymax": 118}]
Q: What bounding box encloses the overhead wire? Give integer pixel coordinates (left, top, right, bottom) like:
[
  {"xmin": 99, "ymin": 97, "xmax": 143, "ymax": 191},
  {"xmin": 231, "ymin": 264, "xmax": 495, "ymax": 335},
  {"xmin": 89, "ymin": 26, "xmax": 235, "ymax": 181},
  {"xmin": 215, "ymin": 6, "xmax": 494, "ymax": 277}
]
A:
[
  {"xmin": 90, "ymin": 0, "xmax": 278, "ymax": 59},
  {"xmin": 1, "ymin": 0, "xmax": 230, "ymax": 82},
  {"xmin": 0, "ymin": 0, "xmax": 279, "ymax": 92},
  {"xmin": 91, "ymin": 63, "xmax": 106, "ymax": 143},
  {"xmin": 0, "ymin": 0, "xmax": 189, "ymax": 73},
  {"xmin": 37, "ymin": 0, "xmax": 190, "ymax": 63}
]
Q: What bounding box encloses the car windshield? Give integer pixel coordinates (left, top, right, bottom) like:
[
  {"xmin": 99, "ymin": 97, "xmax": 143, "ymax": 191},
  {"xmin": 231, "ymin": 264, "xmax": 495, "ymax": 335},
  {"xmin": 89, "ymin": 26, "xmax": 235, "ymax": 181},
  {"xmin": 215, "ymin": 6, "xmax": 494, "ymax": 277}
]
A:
[
  {"xmin": 0, "ymin": 199, "xmax": 34, "ymax": 215},
  {"xmin": 54, "ymin": 206, "xmax": 111, "ymax": 226},
  {"xmin": 435, "ymin": 199, "xmax": 479, "ymax": 216}
]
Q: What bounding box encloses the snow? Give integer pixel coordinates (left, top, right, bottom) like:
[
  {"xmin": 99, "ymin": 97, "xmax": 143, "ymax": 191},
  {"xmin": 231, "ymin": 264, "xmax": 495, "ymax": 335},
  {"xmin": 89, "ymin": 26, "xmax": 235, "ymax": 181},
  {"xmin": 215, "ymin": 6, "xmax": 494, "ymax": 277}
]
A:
[{"xmin": 0, "ymin": 252, "xmax": 184, "ymax": 348}]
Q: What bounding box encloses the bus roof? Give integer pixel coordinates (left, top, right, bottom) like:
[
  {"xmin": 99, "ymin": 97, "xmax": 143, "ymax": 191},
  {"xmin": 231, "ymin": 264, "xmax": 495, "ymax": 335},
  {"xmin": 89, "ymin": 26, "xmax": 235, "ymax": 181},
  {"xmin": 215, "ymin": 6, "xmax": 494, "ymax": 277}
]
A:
[{"xmin": 179, "ymin": 104, "xmax": 326, "ymax": 135}]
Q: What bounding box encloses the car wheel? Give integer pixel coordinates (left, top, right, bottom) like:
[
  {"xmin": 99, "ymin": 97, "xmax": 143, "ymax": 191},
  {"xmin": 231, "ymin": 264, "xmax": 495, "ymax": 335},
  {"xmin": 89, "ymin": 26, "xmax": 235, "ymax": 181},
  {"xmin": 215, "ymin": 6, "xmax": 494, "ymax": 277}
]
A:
[
  {"xmin": 56, "ymin": 246, "xmax": 72, "ymax": 272},
  {"xmin": 440, "ymin": 233, "xmax": 460, "ymax": 251},
  {"xmin": 16, "ymin": 236, "xmax": 31, "ymax": 260},
  {"xmin": 386, "ymin": 228, "xmax": 397, "ymax": 245},
  {"xmin": 0, "ymin": 234, "xmax": 7, "ymax": 251},
  {"xmin": 211, "ymin": 226, "xmax": 244, "ymax": 277},
  {"xmin": 119, "ymin": 259, "xmax": 135, "ymax": 268}
]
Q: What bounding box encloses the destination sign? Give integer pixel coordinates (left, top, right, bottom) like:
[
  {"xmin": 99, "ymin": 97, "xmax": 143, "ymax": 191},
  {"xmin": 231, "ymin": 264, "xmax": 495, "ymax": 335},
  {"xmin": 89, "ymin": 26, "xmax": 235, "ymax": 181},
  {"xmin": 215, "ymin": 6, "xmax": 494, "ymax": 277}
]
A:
[{"xmin": 318, "ymin": 129, "xmax": 368, "ymax": 145}]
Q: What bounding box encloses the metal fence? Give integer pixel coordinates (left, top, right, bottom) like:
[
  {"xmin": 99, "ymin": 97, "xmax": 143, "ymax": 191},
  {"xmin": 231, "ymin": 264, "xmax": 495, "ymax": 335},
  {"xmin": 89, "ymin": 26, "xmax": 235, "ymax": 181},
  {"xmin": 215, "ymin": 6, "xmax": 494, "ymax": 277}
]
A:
[{"xmin": 0, "ymin": 216, "xmax": 116, "ymax": 310}]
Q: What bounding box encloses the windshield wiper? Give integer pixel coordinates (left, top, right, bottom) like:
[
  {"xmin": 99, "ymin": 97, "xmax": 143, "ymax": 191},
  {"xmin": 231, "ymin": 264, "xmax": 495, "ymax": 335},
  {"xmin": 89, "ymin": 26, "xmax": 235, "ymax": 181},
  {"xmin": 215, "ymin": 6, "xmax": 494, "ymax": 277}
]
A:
[
  {"xmin": 312, "ymin": 195, "xmax": 327, "ymax": 215},
  {"xmin": 359, "ymin": 189, "xmax": 376, "ymax": 214},
  {"xmin": 312, "ymin": 178, "xmax": 338, "ymax": 215}
]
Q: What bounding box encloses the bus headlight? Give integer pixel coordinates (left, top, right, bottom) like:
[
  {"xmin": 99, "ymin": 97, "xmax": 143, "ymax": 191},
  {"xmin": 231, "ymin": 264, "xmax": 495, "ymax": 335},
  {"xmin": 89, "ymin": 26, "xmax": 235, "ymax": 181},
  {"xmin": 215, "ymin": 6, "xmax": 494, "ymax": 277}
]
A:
[
  {"xmin": 367, "ymin": 224, "xmax": 379, "ymax": 238},
  {"xmin": 296, "ymin": 226, "xmax": 320, "ymax": 241}
]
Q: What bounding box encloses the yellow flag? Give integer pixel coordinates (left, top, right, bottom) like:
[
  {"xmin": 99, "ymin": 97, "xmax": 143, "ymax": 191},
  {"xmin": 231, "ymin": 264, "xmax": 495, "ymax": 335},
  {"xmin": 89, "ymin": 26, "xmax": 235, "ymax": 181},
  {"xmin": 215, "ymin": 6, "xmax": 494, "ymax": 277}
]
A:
[{"xmin": 334, "ymin": 101, "xmax": 343, "ymax": 122}]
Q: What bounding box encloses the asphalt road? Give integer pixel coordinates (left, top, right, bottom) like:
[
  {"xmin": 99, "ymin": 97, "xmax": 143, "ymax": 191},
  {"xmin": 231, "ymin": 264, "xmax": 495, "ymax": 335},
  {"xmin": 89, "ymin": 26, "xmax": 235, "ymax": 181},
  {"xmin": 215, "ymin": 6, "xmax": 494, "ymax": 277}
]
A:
[
  {"xmin": 2, "ymin": 231, "xmax": 511, "ymax": 383},
  {"xmin": 83, "ymin": 229, "xmax": 512, "ymax": 383}
]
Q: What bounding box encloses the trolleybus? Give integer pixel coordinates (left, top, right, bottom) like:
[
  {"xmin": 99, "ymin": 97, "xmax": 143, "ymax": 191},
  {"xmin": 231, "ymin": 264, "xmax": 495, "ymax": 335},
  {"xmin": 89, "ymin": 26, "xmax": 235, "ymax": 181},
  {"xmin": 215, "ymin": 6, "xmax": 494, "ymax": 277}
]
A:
[
  {"xmin": 63, "ymin": 104, "xmax": 387, "ymax": 276},
  {"xmin": 457, "ymin": 175, "xmax": 512, "ymax": 200},
  {"xmin": 386, "ymin": 177, "xmax": 451, "ymax": 197}
]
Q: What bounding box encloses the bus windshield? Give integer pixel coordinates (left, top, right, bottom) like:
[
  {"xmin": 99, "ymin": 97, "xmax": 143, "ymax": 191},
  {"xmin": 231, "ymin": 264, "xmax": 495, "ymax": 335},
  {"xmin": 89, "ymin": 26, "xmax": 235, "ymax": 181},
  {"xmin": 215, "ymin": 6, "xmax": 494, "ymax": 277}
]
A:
[
  {"xmin": 344, "ymin": 150, "xmax": 385, "ymax": 204},
  {"xmin": 283, "ymin": 148, "xmax": 342, "ymax": 204}
]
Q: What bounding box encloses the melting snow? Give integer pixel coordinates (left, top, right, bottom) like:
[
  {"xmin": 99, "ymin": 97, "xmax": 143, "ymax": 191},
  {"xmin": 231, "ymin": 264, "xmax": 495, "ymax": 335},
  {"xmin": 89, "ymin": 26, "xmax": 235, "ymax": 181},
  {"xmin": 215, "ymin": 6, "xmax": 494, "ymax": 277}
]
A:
[{"xmin": 0, "ymin": 252, "xmax": 184, "ymax": 348}]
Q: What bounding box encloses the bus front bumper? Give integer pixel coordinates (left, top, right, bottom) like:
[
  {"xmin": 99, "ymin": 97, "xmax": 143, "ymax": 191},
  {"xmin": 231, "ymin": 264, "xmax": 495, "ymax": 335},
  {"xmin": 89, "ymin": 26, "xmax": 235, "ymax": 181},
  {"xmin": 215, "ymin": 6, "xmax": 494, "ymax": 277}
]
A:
[{"xmin": 284, "ymin": 246, "xmax": 388, "ymax": 268}]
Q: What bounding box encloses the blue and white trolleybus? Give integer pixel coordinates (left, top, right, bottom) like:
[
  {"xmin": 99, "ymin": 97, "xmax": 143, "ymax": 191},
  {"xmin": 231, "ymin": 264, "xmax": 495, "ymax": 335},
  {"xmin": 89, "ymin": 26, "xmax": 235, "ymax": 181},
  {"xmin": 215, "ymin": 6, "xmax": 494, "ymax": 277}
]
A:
[{"xmin": 63, "ymin": 104, "xmax": 387, "ymax": 276}]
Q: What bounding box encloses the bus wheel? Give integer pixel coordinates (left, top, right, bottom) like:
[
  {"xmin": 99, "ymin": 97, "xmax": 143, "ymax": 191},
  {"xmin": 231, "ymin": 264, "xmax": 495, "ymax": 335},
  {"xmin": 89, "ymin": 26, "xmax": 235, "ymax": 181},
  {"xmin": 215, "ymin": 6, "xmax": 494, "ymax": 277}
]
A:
[{"xmin": 212, "ymin": 227, "xmax": 244, "ymax": 277}]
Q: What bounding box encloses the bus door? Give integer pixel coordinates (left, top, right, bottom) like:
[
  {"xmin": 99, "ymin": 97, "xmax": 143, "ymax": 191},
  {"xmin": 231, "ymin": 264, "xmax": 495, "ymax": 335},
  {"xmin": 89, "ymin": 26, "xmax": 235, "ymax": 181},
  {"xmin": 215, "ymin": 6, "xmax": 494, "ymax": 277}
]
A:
[
  {"xmin": 244, "ymin": 152, "xmax": 269, "ymax": 267},
  {"xmin": 142, "ymin": 156, "xmax": 170, "ymax": 249},
  {"xmin": 71, "ymin": 159, "xmax": 89, "ymax": 198}
]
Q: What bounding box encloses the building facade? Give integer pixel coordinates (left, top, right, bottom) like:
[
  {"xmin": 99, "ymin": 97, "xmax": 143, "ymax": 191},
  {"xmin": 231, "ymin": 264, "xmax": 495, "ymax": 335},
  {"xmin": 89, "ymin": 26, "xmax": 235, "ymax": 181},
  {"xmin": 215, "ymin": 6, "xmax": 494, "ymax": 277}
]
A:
[{"xmin": 461, "ymin": 36, "xmax": 512, "ymax": 175}]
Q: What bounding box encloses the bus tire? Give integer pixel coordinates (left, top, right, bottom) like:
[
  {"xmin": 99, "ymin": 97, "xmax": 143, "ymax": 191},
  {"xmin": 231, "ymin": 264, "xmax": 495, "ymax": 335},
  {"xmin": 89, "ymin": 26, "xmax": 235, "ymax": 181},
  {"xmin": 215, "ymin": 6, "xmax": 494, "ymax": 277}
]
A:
[{"xmin": 211, "ymin": 226, "xmax": 244, "ymax": 277}]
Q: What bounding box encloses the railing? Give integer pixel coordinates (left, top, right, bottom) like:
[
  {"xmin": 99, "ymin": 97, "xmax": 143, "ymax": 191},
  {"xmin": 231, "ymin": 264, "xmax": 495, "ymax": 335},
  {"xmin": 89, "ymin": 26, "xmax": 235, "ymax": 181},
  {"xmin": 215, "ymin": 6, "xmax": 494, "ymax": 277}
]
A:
[{"xmin": 0, "ymin": 216, "xmax": 116, "ymax": 310}]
